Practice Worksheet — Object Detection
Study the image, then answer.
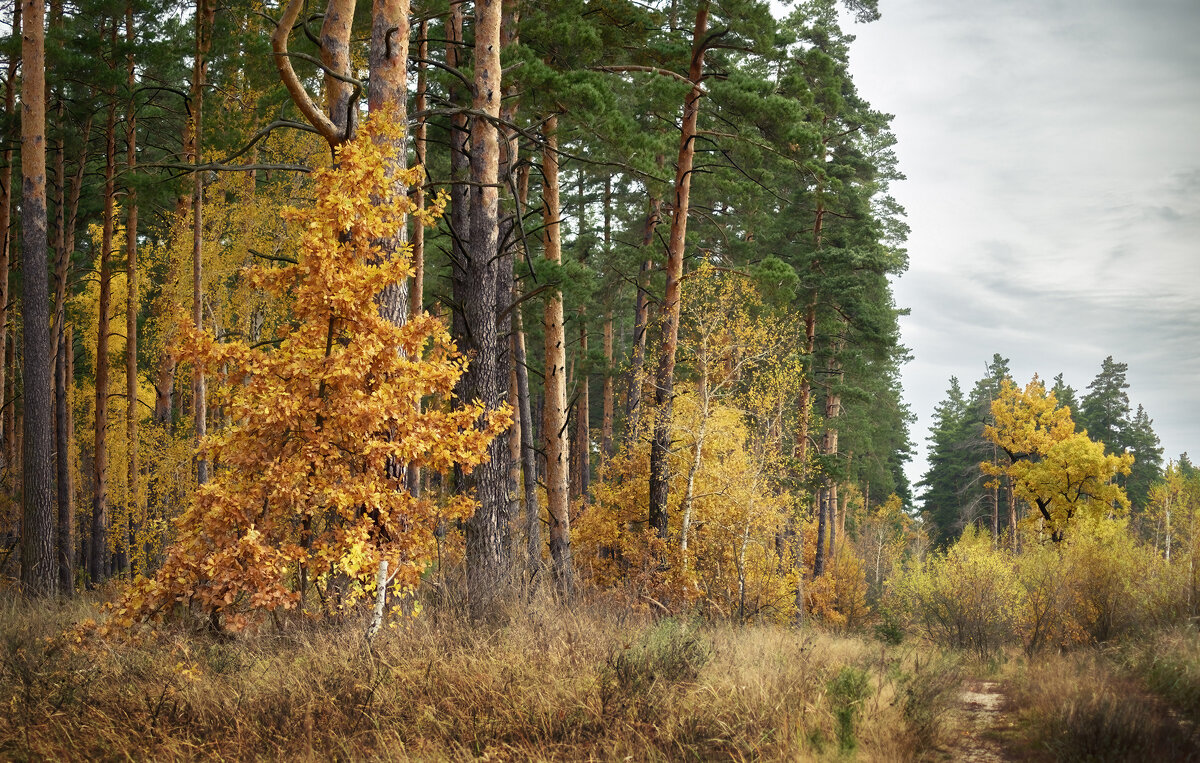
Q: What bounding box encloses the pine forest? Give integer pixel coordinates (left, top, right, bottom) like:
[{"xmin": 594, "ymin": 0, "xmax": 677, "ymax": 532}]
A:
[{"xmin": 0, "ymin": 0, "xmax": 1197, "ymax": 759}]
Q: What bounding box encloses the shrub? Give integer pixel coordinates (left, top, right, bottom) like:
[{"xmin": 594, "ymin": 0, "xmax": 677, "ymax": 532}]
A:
[
  {"xmin": 827, "ymin": 665, "xmax": 871, "ymax": 753},
  {"xmin": 890, "ymin": 527, "xmax": 1020, "ymax": 659},
  {"xmin": 599, "ymin": 617, "xmax": 711, "ymax": 718}
]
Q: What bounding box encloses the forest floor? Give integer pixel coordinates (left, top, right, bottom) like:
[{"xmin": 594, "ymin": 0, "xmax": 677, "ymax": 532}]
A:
[{"xmin": 0, "ymin": 592, "xmax": 1198, "ymax": 760}]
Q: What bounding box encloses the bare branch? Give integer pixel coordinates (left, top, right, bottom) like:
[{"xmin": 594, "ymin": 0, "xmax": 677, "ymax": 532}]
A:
[{"xmin": 271, "ymin": 0, "xmax": 341, "ymax": 146}]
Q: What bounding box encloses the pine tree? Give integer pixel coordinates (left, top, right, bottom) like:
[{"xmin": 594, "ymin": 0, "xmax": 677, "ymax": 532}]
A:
[
  {"xmin": 1125, "ymin": 404, "xmax": 1163, "ymax": 513},
  {"xmin": 917, "ymin": 377, "xmax": 969, "ymax": 547},
  {"xmin": 1050, "ymin": 372, "xmax": 1079, "ymax": 417},
  {"xmin": 19, "ymin": 0, "xmax": 58, "ymax": 596},
  {"xmin": 1079, "ymin": 356, "xmax": 1132, "ymax": 454}
]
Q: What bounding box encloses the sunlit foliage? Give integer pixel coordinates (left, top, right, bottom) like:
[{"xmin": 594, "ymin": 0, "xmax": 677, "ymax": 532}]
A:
[{"xmin": 117, "ymin": 116, "xmax": 506, "ymax": 630}]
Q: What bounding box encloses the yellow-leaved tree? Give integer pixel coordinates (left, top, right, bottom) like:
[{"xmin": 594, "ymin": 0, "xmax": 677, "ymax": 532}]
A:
[
  {"xmin": 983, "ymin": 377, "xmax": 1132, "ymax": 543},
  {"xmin": 118, "ymin": 116, "xmax": 509, "ymax": 631}
]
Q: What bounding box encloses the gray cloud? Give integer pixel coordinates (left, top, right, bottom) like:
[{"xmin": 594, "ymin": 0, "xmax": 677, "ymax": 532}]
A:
[{"xmin": 835, "ymin": 0, "xmax": 1200, "ymax": 486}]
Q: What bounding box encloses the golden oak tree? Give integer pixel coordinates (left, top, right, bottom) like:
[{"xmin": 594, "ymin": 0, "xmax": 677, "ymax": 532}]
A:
[
  {"xmin": 118, "ymin": 118, "xmax": 508, "ymax": 630},
  {"xmin": 983, "ymin": 377, "xmax": 1132, "ymax": 543}
]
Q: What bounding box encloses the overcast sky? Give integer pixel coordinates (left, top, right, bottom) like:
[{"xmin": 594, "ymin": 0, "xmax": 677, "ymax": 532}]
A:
[{"xmin": 835, "ymin": 0, "xmax": 1200, "ymax": 488}]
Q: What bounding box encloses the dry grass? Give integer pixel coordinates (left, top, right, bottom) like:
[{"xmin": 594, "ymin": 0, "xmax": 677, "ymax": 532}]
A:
[
  {"xmin": 0, "ymin": 591, "xmax": 960, "ymax": 761},
  {"xmin": 1007, "ymin": 649, "xmax": 1200, "ymax": 762}
]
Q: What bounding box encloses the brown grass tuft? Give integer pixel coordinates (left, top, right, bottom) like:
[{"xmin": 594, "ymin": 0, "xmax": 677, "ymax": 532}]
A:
[{"xmin": 0, "ymin": 591, "xmax": 970, "ymax": 761}]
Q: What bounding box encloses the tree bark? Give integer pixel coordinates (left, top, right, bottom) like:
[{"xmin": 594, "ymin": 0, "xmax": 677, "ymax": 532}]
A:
[
  {"xmin": 122, "ymin": 0, "xmax": 139, "ymax": 575},
  {"xmin": 20, "ymin": 0, "xmax": 56, "ymax": 596},
  {"xmin": 190, "ymin": 0, "xmax": 215, "ymax": 486},
  {"xmin": 572, "ymin": 311, "xmax": 590, "ymax": 499},
  {"xmin": 55, "ymin": 327, "xmax": 72, "ymax": 592},
  {"xmin": 601, "ymin": 178, "xmax": 614, "ymax": 460},
  {"xmin": 679, "ymin": 362, "xmax": 709, "ymax": 559},
  {"xmin": 648, "ymin": 1, "xmax": 708, "ymax": 539},
  {"xmin": 91, "ymin": 89, "xmax": 117, "ymax": 585},
  {"xmin": 623, "ymin": 188, "xmax": 661, "ymax": 441},
  {"xmin": 410, "ymin": 19, "xmax": 428, "ymax": 315},
  {"xmin": 541, "ymin": 115, "xmax": 573, "ymax": 595},
  {"xmin": 321, "ymin": 0, "xmax": 357, "ymax": 142},
  {"xmin": 0, "ymin": 12, "xmax": 17, "ymax": 478},
  {"xmin": 368, "ymin": 0, "xmax": 410, "ymax": 328},
  {"xmin": 514, "ymin": 301, "xmax": 540, "ymax": 588},
  {"xmin": 458, "ymin": 0, "xmax": 513, "ymax": 617}
]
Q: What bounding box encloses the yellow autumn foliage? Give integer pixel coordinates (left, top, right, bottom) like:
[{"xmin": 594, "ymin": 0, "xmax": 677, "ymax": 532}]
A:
[
  {"xmin": 983, "ymin": 377, "xmax": 1132, "ymax": 542},
  {"xmin": 117, "ymin": 114, "xmax": 504, "ymax": 631}
]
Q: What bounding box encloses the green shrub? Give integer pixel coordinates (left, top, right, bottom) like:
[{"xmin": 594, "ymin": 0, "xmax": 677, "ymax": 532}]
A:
[
  {"xmin": 599, "ymin": 617, "xmax": 711, "ymax": 718},
  {"xmin": 827, "ymin": 665, "xmax": 870, "ymax": 753},
  {"xmin": 890, "ymin": 527, "xmax": 1020, "ymax": 660}
]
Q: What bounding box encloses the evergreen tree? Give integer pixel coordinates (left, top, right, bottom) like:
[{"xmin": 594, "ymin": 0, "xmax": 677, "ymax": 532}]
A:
[
  {"xmin": 1079, "ymin": 356, "xmax": 1132, "ymax": 453},
  {"xmin": 917, "ymin": 377, "xmax": 969, "ymax": 547},
  {"xmin": 1050, "ymin": 372, "xmax": 1079, "ymax": 416},
  {"xmin": 1125, "ymin": 404, "xmax": 1163, "ymax": 512}
]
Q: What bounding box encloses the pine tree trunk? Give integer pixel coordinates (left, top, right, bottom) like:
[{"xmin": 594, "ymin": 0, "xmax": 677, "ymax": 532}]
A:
[
  {"xmin": 405, "ymin": 19, "xmax": 428, "ymax": 498},
  {"xmin": 814, "ymin": 483, "xmax": 827, "ymax": 577},
  {"xmin": 124, "ymin": 0, "xmax": 138, "ymax": 574},
  {"xmin": 0, "ymin": 17, "xmax": 16, "ymax": 478},
  {"xmin": 5, "ymin": 334, "xmax": 16, "ymax": 492},
  {"xmin": 602, "ymin": 312, "xmax": 614, "ymax": 459},
  {"xmin": 494, "ymin": 0, "xmax": 521, "ymax": 562},
  {"xmin": 191, "ymin": 0, "xmax": 214, "ymax": 485},
  {"xmin": 459, "ymin": 0, "xmax": 513, "ymax": 617},
  {"xmin": 601, "ymin": 177, "xmax": 614, "ymax": 460},
  {"xmin": 514, "ymin": 303, "xmax": 540, "ymax": 588},
  {"xmin": 648, "ymin": 1, "xmax": 708, "ymax": 539},
  {"xmin": 367, "ymin": 0, "xmax": 410, "ymax": 329},
  {"xmin": 92, "ymin": 92, "xmax": 117, "ymax": 584},
  {"xmin": 410, "ymin": 19, "xmax": 427, "ymax": 315},
  {"xmin": 624, "ymin": 255, "xmax": 653, "ymax": 435},
  {"xmin": 541, "ymin": 115, "xmax": 573, "ymax": 596},
  {"xmin": 19, "ymin": 0, "xmax": 56, "ymax": 596},
  {"xmin": 55, "ymin": 327, "xmax": 72, "ymax": 592},
  {"xmin": 321, "ymin": 0, "xmax": 356, "ymax": 141},
  {"xmin": 571, "ymin": 310, "xmax": 590, "ymax": 499}
]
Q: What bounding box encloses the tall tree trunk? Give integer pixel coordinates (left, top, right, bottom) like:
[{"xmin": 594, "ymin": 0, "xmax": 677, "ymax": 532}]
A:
[
  {"xmin": 498, "ymin": 0, "xmax": 522, "ymax": 552},
  {"xmin": 1007, "ymin": 474, "xmax": 1018, "ymax": 552},
  {"xmin": 602, "ymin": 312, "xmax": 614, "ymax": 459},
  {"xmin": 367, "ymin": 0, "xmax": 410, "ymax": 328},
  {"xmin": 406, "ymin": 18, "xmax": 428, "ymax": 497},
  {"xmin": 991, "ymin": 440, "xmax": 1000, "ymax": 544},
  {"xmin": 321, "ymin": 0, "xmax": 356, "ymax": 142},
  {"xmin": 511, "ymin": 149, "xmax": 539, "ymax": 589},
  {"xmin": 540, "ymin": 115, "xmax": 572, "ymax": 596},
  {"xmin": 5, "ymin": 333, "xmax": 15, "ymax": 489},
  {"xmin": 0, "ymin": 12, "xmax": 17, "ymax": 477},
  {"xmin": 190, "ymin": 0, "xmax": 214, "ymax": 485},
  {"xmin": 49, "ymin": 109, "xmax": 89, "ymax": 370},
  {"xmin": 648, "ymin": 1, "xmax": 708, "ymax": 539},
  {"xmin": 514, "ymin": 300, "xmax": 539, "ymax": 588},
  {"xmin": 679, "ymin": 362, "xmax": 709, "ymax": 560},
  {"xmin": 410, "ymin": 19, "xmax": 427, "ymax": 315},
  {"xmin": 20, "ymin": 0, "xmax": 56, "ymax": 596},
  {"xmin": 55, "ymin": 327, "xmax": 72, "ymax": 592},
  {"xmin": 600, "ymin": 178, "xmax": 614, "ymax": 460},
  {"xmin": 814, "ymin": 354, "xmax": 842, "ymax": 577},
  {"xmin": 795, "ymin": 293, "xmax": 817, "ymax": 468},
  {"xmin": 623, "ymin": 187, "xmax": 661, "ymax": 440},
  {"xmin": 572, "ymin": 313, "xmax": 590, "ymax": 498},
  {"xmin": 458, "ymin": 0, "xmax": 513, "ymax": 616},
  {"xmin": 124, "ymin": 0, "xmax": 139, "ymax": 574},
  {"xmin": 91, "ymin": 92, "xmax": 117, "ymax": 586}
]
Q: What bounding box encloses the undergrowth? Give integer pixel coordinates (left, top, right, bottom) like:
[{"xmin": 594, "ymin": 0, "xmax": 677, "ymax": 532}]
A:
[{"xmin": 0, "ymin": 592, "xmax": 955, "ymax": 761}]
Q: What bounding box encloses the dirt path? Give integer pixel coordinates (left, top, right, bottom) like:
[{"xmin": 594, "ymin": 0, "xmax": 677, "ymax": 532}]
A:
[{"xmin": 943, "ymin": 680, "xmax": 1014, "ymax": 762}]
